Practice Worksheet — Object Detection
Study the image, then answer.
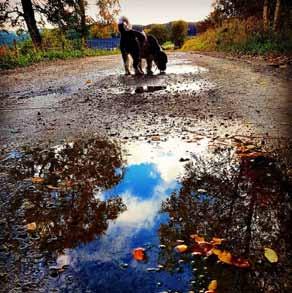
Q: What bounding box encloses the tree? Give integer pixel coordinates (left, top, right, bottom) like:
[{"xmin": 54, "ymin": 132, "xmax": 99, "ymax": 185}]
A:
[
  {"xmin": 170, "ymin": 20, "xmax": 188, "ymax": 48},
  {"xmin": 0, "ymin": 0, "xmax": 42, "ymax": 48},
  {"xmin": 147, "ymin": 24, "xmax": 169, "ymax": 44}
]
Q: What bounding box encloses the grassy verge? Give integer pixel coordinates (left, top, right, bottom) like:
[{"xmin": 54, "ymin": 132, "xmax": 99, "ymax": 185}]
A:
[
  {"xmin": 0, "ymin": 48, "xmax": 120, "ymax": 70},
  {"xmin": 182, "ymin": 18, "xmax": 292, "ymax": 56}
]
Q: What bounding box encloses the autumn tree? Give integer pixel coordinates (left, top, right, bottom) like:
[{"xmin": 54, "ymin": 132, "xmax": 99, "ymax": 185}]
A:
[
  {"xmin": 212, "ymin": 0, "xmax": 292, "ymax": 33},
  {"xmin": 170, "ymin": 20, "xmax": 188, "ymax": 48}
]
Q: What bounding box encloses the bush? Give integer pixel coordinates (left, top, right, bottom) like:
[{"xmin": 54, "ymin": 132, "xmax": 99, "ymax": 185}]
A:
[
  {"xmin": 147, "ymin": 24, "xmax": 170, "ymax": 45},
  {"xmin": 0, "ymin": 45, "xmax": 119, "ymax": 70},
  {"xmin": 170, "ymin": 20, "xmax": 188, "ymax": 48},
  {"xmin": 182, "ymin": 17, "xmax": 292, "ymax": 55}
]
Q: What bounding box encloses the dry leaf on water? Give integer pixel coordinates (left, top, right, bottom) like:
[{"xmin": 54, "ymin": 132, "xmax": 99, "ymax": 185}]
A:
[
  {"xmin": 26, "ymin": 222, "xmax": 37, "ymax": 231},
  {"xmin": 205, "ymin": 280, "xmax": 218, "ymax": 293},
  {"xmin": 175, "ymin": 244, "xmax": 188, "ymax": 253},
  {"xmin": 133, "ymin": 248, "xmax": 146, "ymax": 261},
  {"xmin": 31, "ymin": 177, "xmax": 44, "ymax": 184},
  {"xmin": 212, "ymin": 249, "xmax": 233, "ymax": 265},
  {"xmin": 264, "ymin": 248, "xmax": 278, "ymax": 263}
]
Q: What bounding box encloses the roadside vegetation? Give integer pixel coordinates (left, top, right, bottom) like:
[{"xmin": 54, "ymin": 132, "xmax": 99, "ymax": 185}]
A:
[
  {"xmin": 0, "ymin": 29, "xmax": 119, "ymax": 70},
  {"xmin": 183, "ymin": 0, "xmax": 292, "ymax": 56}
]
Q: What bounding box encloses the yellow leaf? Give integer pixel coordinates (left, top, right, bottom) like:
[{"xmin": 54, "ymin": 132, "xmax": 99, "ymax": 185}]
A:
[
  {"xmin": 26, "ymin": 222, "xmax": 37, "ymax": 231},
  {"xmin": 31, "ymin": 177, "xmax": 44, "ymax": 184},
  {"xmin": 191, "ymin": 234, "xmax": 206, "ymax": 244},
  {"xmin": 211, "ymin": 237, "xmax": 224, "ymax": 246},
  {"xmin": 212, "ymin": 249, "xmax": 233, "ymax": 265},
  {"xmin": 264, "ymin": 248, "xmax": 278, "ymax": 263},
  {"xmin": 174, "ymin": 244, "xmax": 188, "ymax": 253},
  {"xmin": 208, "ymin": 280, "xmax": 217, "ymax": 290}
]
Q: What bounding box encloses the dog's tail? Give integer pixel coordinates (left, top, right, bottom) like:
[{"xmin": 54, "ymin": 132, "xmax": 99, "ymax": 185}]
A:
[{"xmin": 118, "ymin": 16, "xmax": 132, "ymax": 33}]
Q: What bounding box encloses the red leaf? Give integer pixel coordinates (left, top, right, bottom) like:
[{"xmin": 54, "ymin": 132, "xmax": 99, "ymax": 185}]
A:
[{"xmin": 133, "ymin": 248, "xmax": 146, "ymax": 261}]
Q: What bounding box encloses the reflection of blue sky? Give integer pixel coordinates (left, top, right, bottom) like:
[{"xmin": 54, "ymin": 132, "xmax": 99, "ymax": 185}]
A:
[{"xmin": 54, "ymin": 139, "xmax": 210, "ymax": 292}]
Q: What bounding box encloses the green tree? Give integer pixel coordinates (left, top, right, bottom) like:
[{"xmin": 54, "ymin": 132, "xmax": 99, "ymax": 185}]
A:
[
  {"xmin": 170, "ymin": 20, "xmax": 188, "ymax": 48},
  {"xmin": 147, "ymin": 24, "xmax": 169, "ymax": 44}
]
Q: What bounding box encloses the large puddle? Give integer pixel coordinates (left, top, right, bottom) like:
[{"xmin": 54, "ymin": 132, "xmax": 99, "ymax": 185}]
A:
[{"xmin": 0, "ymin": 137, "xmax": 291, "ymax": 292}]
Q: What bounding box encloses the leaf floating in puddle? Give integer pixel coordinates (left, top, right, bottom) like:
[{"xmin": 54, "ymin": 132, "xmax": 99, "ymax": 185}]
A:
[
  {"xmin": 133, "ymin": 248, "xmax": 146, "ymax": 261},
  {"xmin": 212, "ymin": 249, "xmax": 233, "ymax": 265},
  {"xmin": 26, "ymin": 222, "xmax": 37, "ymax": 231},
  {"xmin": 232, "ymin": 257, "xmax": 251, "ymax": 268},
  {"xmin": 31, "ymin": 177, "xmax": 44, "ymax": 184},
  {"xmin": 174, "ymin": 244, "xmax": 188, "ymax": 253},
  {"xmin": 191, "ymin": 234, "xmax": 206, "ymax": 244},
  {"xmin": 210, "ymin": 237, "xmax": 224, "ymax": 246},
  {"xmin": 264, "ymin": 248, "xmax": 278, "ymax": 263},
  {"xmin": 205, "ymin": 280, "xmax": 217, "ymax": 293}
]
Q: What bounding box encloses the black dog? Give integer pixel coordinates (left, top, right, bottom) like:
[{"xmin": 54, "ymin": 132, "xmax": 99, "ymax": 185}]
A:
[{"xmin": 118, "ymin": 17, "xmax": 168, "ymax": 75}]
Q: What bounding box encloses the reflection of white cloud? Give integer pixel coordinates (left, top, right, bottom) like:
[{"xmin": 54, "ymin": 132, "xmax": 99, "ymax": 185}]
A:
[
  {"xmin": 71, "ymin": 181, "xmax": 177, "ymax": 264},
  {"xmin": 124, "ymin": 138, "xmax": 209, "ymax": 182},
  {"xmin": 116, "ymin": 180, "xmax": 177, "ymax": 228},
  {"xmin": 69, "ymin": 138, "xmax": 210, "ymax": 265}
]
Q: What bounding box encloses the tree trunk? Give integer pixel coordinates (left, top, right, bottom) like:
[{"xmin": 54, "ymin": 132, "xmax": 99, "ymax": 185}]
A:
[
  {"xmin": 263, "ymin": 0, "xmax": 270, "ymax": 32},
  {"xmin": 78, "ymin": 0, "xmax": 87, "ymax": 46},
  {"xmin": 21, "ymin": 0, "xmax": 42, "ymax": 49},
  {"xmin": 273, "ymin": 0, "xmax": 281, "ymax": 32}
]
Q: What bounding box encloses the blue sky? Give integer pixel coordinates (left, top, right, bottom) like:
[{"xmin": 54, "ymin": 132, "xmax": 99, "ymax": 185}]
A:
[{"xmin": 87, "ymin": 0, "xmax": 213, "ymax": 25}]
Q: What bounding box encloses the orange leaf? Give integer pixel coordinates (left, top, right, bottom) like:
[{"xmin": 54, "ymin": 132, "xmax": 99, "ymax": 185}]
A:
[
  {"xmin": 31, "ymin": 177, "xmax": 44, "ymax": 184},
  {"xmin": 174, "ymin": 244, "xmax": 188, "ymax": 253},
  {"xmin": 191, "ymin": 234, "xmax": 206, "ymax": 244},
  {"xmin": 26, "ymin": 222, "xmax": 37, "ymax": 231},
  {"xmin": 206, "ymin": 280, "xmax": 217, "ymax": 292},
  {"xmin": 211, "ymin": 237, "xmax": 224, "ymax": 246},
  {"xmin": 232, "ymin": 257, "xmax": 250, "ymax": 268},
  {"xmin": 212, "ymin": 249, "xmax": 233, "ymax": 265},
  {"xmin": 133, "ymin": 248, "xmax": 146, "ymax": 261}
]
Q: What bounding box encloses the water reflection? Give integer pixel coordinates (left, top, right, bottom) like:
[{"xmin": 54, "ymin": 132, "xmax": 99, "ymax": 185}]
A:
[
  {"xmin": 159, "ymin": 143, "xmax": 292, "ymax": 292},
  {"xmin": 0, "ymin": 137, "xmax": 291, "ymax": 292},
  {"xmin": 0, "ymin": 138, "xmax": 126, "ymax": 291}
]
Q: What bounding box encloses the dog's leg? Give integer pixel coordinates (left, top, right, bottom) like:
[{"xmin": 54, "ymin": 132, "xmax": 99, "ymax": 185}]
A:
[
  {"xmin": 146, "ymin": 58, "xmax": 153, "ymax": 75},
  {"xmin": 133, "ymin": 56, "xmax": 144, "ymax": 75},
  {"xmin": 122, "ymin": 51, "xmax": 131, "ymax": 75}
]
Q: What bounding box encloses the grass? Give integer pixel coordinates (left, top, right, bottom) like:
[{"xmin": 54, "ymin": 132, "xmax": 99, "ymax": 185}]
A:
[
  {"xmin": 182, "ymin": 18, "xmax": 292, "ymax": 56},
  {"xmin": 0, "ymin": 47, "xmax": 120, "ymax": 70}
]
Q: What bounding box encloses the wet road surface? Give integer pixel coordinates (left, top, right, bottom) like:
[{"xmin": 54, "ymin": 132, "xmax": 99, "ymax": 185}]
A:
[{"xmin": 0, "ymin": 52, "xmax": 292, "ymax": 293}]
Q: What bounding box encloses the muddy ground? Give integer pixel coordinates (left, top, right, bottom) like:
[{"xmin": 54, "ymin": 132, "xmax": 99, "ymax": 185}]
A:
[{"xmin": 0, "ymin": 52, "xmax": 292, "ymax": 151}]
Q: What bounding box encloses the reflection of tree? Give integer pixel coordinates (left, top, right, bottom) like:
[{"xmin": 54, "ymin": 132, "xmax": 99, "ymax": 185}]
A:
[
  {"xmin": 0, "ymin": 138, "xmax": 127, "ymax": 291},
  {"xmin": 159, "ymin": 146, "xmax": 292, "ymax": 292},
  {"xmin": 13, "ymin": 138, "xmax": 126, "ymax": 251}
]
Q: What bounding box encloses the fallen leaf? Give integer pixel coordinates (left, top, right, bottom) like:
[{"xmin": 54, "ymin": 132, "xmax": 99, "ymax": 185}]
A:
[
  {"xmin": 232, "ymin": 257, "xmax": 250, "ymax": 268},
  {"xmin": 191, "ymin": 234, "xmax": 206, "ymax": 244},
  {"xmin": 31, "ymin": 177, "xmax": 44, "ymax": 184},
  {"xmin": 264, "ymin": 248, "xmax": 278, "ymax": 263},
  {"xmin": 86, "ymin": 80, "xmax": 92, "ymax": 84},
  {"xmin": 133, "ymin": 248, "xmax": 146, "ymax": 261},
  {"xmin": 174, "ymin": 244, "xmax": 188, "ymax": 253},
  {"xmin": 212, "ymin": 249, "xmax": 233, "ymax": 265},
  {"xmin": 26, "ymin": 222, "xmax": 37, "ymax": 231},
  {"xmin": 211, "ymin": 237, "xmax": 224, "ymax": 246},
  {"xmin": 205, "ymin": 280, "xmax": 217, "ymax": 293}
]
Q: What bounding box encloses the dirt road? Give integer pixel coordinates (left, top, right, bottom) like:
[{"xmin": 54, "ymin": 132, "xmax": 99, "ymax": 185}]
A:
[
  {"xmin": 1, "ymin": 52, "xmax": 291, "ymax": 151},
  {"xmin": 1, "ymin": 52, "xmax": 292, "ymax": 292}
]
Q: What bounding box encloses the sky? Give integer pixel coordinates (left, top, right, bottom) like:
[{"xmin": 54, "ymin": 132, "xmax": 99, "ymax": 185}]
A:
[{"xmin": 87, "ymin": 0, "xmax": 213, "ymax": 25}]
